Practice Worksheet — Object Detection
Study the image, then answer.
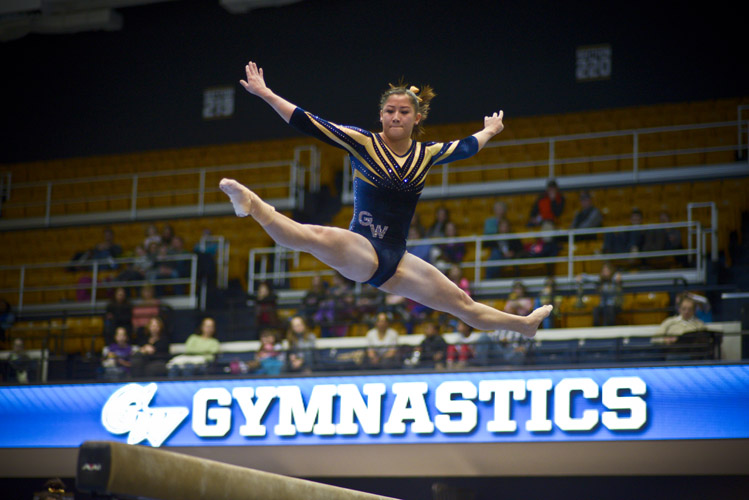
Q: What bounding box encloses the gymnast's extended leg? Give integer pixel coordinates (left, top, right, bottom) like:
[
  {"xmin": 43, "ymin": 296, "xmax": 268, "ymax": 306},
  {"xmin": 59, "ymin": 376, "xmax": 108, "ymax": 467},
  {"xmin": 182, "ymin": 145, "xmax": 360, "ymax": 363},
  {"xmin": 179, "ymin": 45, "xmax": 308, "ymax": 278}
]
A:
[
  {"xmin": 379, "ymin": 252, "xmax": 551, "ymax": 337},
  {"xmin": 220, "ymin": 178, "xmax": 378, "ymax": 283}
]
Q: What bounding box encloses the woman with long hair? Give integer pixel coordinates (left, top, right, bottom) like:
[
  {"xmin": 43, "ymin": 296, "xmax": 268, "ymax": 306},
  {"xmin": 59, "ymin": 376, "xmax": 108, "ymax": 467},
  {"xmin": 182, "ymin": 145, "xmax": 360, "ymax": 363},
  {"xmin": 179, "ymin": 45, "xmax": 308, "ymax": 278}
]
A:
[{"xmin": 220, "ymin": 61, "xmax": 551, "ymax": 337}]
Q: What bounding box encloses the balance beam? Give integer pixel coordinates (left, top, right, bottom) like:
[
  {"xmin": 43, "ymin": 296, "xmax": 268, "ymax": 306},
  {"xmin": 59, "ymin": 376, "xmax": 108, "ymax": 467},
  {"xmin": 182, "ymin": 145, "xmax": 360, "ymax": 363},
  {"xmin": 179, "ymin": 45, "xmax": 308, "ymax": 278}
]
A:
[{"xmin": 76, "ymin": 441, "xmax": 400, "ymax": 500}]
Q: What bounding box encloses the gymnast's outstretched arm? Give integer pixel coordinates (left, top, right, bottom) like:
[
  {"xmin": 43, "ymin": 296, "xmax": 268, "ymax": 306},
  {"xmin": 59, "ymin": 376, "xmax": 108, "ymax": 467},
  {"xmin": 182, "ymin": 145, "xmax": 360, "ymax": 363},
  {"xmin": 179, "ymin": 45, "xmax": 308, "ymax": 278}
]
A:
[
  {"xmin": 239, "ymin": 61, "xmax": 296, "ymax": 123},
  {"xmin": 472, "ymin": 110, "xmax": 505, "ymax": 151}
]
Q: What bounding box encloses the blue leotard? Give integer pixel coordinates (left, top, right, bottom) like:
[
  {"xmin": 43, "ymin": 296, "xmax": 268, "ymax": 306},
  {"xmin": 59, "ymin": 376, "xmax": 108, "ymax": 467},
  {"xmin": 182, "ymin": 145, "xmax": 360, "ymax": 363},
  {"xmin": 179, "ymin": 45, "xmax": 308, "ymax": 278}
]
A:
[{"xmin": 289, "ymin": 107, "xmax": 479, "ymax": 287}]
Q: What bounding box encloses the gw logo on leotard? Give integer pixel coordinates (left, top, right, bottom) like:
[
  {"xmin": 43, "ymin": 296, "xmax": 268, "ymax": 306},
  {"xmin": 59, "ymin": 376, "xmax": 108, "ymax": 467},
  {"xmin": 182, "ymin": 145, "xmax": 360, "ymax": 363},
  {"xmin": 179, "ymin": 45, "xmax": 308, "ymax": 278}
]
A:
[{"xmin": 358, "ymin": 211, "xmax": 389, "ymax": 239}]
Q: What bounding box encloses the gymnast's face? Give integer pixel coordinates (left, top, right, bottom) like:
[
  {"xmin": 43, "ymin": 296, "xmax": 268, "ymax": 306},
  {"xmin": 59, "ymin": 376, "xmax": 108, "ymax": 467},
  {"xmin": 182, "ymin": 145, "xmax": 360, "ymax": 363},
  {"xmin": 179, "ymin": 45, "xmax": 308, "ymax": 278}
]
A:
[{"xmin": 380, "ymin": 94, "xmax": 421, "ymax": 143}]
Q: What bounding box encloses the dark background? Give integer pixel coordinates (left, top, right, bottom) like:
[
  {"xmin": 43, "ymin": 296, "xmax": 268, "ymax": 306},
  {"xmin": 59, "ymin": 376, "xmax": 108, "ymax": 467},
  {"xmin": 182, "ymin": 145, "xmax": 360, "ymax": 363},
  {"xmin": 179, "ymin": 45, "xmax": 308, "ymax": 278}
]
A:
[{"xmin": 1, "ymin": 0, "xmax": 745, "ymax": 164}]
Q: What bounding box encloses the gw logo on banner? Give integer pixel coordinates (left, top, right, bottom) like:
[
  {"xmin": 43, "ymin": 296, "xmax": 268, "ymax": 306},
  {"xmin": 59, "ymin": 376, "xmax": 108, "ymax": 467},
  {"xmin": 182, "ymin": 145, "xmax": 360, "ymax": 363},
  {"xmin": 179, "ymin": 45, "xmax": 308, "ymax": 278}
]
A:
[{"xmin": 101, "ymin": 377, "xmax": 647, "ymax": 447}]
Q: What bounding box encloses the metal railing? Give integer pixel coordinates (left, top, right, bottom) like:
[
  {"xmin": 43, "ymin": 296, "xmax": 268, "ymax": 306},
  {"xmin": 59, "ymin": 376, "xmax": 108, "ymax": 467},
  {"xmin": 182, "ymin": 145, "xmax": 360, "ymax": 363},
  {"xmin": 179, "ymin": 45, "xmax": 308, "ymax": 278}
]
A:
[
  {"xmin": 247, "ymin": 220, "xmax": 707, "ymax": 295},
  {"xmin": 342, "ymin": 119, "xmax": 748, "ymax": 202},
  {"xmin": 0, "ymin": 145, "xmax": 320, "ymax": 225},
  {"xmin": 0, "ymin": 254, "xmax": 199, "ymax": 314}
]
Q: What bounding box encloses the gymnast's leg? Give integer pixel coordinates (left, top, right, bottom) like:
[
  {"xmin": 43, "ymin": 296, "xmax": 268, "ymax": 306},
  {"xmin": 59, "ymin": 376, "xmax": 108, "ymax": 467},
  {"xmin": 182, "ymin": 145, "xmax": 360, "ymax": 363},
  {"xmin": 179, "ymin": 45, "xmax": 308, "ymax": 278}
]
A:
[
  {"xmin": 220, "ymin": 178, "xmax": 378, "ymax": 283},
  {"xmin": 379, "ymin": 253, "xmax": 552, "ymax": 338}
]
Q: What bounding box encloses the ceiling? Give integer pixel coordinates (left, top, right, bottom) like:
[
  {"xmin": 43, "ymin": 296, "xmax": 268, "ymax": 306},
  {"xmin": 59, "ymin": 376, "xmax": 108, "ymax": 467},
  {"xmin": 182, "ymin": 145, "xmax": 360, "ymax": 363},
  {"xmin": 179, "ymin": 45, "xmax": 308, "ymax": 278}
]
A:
[{"xmin": 0, "ymin": 0, "xmax": 302, "ymax": 42}]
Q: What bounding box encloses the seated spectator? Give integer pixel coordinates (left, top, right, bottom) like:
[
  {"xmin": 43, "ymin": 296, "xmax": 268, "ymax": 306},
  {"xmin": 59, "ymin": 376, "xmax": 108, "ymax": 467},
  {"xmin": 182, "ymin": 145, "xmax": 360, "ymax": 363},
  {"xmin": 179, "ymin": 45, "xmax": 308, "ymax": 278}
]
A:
[
  {"xmin": 147, "ymin": 244, "xmax": 180, "ymax": 296},
  {"xmin": 534, "ymin": 277, "xmax": 562, "ymax": 329},
  {"xmin": 654, "ymin": 296, "xmax": 707, "ymax": 343},
  {"xmin": 90, "ymin": 227, "xmax": 123, "ymax": 269},
  {"xmin": 7, "ymin": 338, "xmax": 34, "ymax": 383},
  {"xmin": 131, "ymin": 285, "xmax": 161, "ymax": 335},
  {"xmin": 366, "ymin": 312, "xmax": 400, "ymax": 368},
  {"xmin": 505, "ymin": 281, "xmax": 534, "ymax": 316},
  {"xmin": 252, "ymin": 281, "xmax": 280, "ymax": 330},
  {"xmin": 426, "ymin": 206, "xmax": 450, "ymax": 238},
  {"xmin": 485, "ymin": 218, "xmax": 523, "ymax": 279},
  {"xmin": 103, "ymin": 286, "xmax": 133, "ymax": 345},
  {"xmin": 475, "ymin": 328, "xmax": 531, "ymax": 366},
  {"xmin": 355, "ymin": 284, "xmax": 383, "ymax": 324},
  {"xmin": 446, "ymin": 320, "xmax": 479, "ymax": 369},
  {"xmin": 643, "ymin": 210, "xmax": 686, "ymax": 265},
  {"xmin": 434, "ymin": 221, "xmax": 466, "ymax": 271},
  {"xmin": 168, "ymin": 236, "xmax": 191, "ymax": 278},
  {"xmin": 570, "ymin": 191, "xmax": 603, "ymax": 240},
  {"xmin": 116, "ymin": 244, "xmax": 153, "ymax": 285},
  {"xmin": 161, "ymin": 223, "xmax": 176, "ymax": 247},
  {"xmin": 143, "ymin": 223, "xmax": 161, "ymax": 249},
  {"xmin": 286, "ymin": 315, "xmax": 317, "ymax": 373},
  {"xmin": 603, "ymin": 207, "xmax": 646, "ymax": 255},
  {"xmin": 102, "ymin": 326, "xmax": 133, "ymax": 380},
  {"xmin": 406, "ymin": 321, "xmax": 447, "ymax": 369},
  {"xmin": 525, "ymin": 220, "xmax": 560, "ymax": 258},
  {"xmin": 300, "ymin": 275, "xmax": 328, "ymax": 323},
  {"xmin": 527, "ymin": 178, "xmax": 565, "ymax": 227},
  {"xmin": 252, "ymin": 329, "xmax": 285, "ymax": 375},
  {"xmin": 167, "ymin": 317, "xmax": 220, "ymax": 377},
  {"xmin": 34, "ymin": 478, "xmax": 70, "ymax": 500},
  {"xmin": 577, "ymin": 262, "xmax": 623, "ymax": 326},
  {"xmin": 130, "ymin": 316, "xmax": 170, "ymax": 378},
  {"xmin": 408, "ymin": 225, "xmax": 434, "ymax": 263},
  {"xmin": 483, "ymin": 200, "xmax": 508, "ymax": 236},
  {"xmin": 316, "ymin": 272, "xmax": 356, "ymax": 337}
]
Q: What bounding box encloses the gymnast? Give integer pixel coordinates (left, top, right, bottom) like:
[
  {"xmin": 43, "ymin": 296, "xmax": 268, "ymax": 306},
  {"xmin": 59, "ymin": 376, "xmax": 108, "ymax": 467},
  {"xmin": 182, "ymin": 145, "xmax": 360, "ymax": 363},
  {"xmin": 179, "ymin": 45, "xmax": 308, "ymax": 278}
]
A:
[{"xmin": 220, "ymin": 61, "xmax": 552, "ymax": 337}]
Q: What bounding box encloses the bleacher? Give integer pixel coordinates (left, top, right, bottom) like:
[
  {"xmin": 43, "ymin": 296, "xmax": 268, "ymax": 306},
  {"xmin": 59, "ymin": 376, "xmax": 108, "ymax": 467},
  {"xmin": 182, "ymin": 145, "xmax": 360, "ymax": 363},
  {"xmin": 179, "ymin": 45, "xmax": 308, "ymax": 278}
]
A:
[{"xmin": 1, "ymin": 96, "xmax": 747, "ymax": 381}]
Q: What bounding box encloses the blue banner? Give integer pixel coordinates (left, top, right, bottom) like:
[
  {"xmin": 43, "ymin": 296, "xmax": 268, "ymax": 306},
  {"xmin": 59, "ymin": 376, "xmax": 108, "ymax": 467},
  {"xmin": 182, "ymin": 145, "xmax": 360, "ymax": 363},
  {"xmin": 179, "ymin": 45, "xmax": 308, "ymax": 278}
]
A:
[{"xmin": 1, "ymin": 364, "xmax": 748, "ymax": 448}]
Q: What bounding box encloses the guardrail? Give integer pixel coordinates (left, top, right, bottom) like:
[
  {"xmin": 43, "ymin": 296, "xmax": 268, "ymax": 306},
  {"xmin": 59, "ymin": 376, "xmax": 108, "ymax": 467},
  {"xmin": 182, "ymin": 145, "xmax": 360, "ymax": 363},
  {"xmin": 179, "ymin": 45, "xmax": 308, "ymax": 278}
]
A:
[
  {"xmin": 247, "ymin": 220, "xmax": 707, "ymax": 295},
  {"xmin": 0, "ymin": 254, "xmax": 198, "ymax": 314},
  {"xmin": 341, "ymin": 119, "xmax": 748, "ymax": 203},
  {"xmin": 0, "ymin": 146, "xmax": 320, "ymax": 225}
]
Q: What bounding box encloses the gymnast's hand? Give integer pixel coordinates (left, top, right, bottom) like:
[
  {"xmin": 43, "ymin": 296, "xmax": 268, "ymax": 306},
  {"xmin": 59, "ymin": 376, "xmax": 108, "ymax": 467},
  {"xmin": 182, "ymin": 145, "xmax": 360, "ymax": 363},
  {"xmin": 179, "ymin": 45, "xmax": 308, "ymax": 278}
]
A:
[
  {"xmin": 240, "ymin": 61, "xmax": 271, "ymax": 98},
  {"xmin": 483, "ymin": 110, "xmax": 504, "ymax": 136}
]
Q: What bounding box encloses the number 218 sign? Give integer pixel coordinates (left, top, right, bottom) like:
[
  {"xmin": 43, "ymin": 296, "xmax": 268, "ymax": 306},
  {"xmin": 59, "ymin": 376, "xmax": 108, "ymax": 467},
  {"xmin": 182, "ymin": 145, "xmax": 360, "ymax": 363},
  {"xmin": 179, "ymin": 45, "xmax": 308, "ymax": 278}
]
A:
[{"xmin": 576, "ymin": 44, "xmax": 612, "ymax": 82}]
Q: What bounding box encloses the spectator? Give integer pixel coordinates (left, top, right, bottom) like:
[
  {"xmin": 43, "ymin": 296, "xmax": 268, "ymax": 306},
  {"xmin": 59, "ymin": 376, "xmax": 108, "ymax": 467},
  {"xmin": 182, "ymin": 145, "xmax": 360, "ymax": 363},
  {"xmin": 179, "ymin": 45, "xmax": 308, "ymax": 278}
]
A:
[
  {"xmin": 426, "ymin": 206, "xmax": 450, "ymax": 238},
  {"xmin": 407, "ymin": 321, "xmax": 447, "ymax": 369},
  {"xmin": 8, "ymin": 338, "xmax": 33, "ymax": 383},
  {"xmin": 143, "ymin": 223, "xmax": 161, "ymax": 249},
  {"xmin": 355, "ymin": 284, "xmax": 383, "ymax": 324},
  {"xmin": 483, "ymin": 200, "xmax": 508, "ymax": 236},
  {"xmin": 505, "ymin": 281, "xmax": 534, "ymax": 316},
  {"xmin": 528, "ymin": 178, "xmax": 565, "ymax": 227},
  {"xmin": 131, "ymin": 285, "xmax": 161, "ymax": 335},
  {"xmin": 475, "ymin": 328, "xmax": 531, "ymax": 366},
  {"xmin": 131, "ymin": 316, "xmax": 170, "ymax": 378},
  {"xmin": 0, "ymin": 299, "xmax": 16, "ymax": 342},
  {"xmin": 525, "ymin": 220, "xmax": 560, "ymax": 258},
  {"xmin": 446, "ymin": 320, "xmax": 479, "ymax": 368},
  {"xmin": 485, "ymin": 218, "xmax": 523, "ymax": 279},
  {"xmin": 33, "ymin": 478, "xmax": 70, "ymax": 500},
  {"xmin": 603, "ymin": 207, "xmax": 646, "ymax": 255},
  {"xmin": 644, "ymin": 210, "xmax": 686, "ymax": 265},
  {"xmin": 434, "ymin": 221, "xmax": 466, "ymax": 271},
  {"xmin": 147, "ymin": 244, "xmax": 180, "ymax": 296},
  {"xmin": 103, "ymin": 286, "xmax": 133, "ymax": 345},
  {"xmin": 167, "ymin": 317, "xmax": 220, "ymax": 377},
  {"xmin": 654, "ymin": 296, "xmax": 707, "ymax": 343},
  {"xmin": 252, "ymin": 281, "xmax": 279, "ymax": 330},
  {"xmin": 534, "ymin": 276, "xmax": 562, "ymax": 329},
  {"xmin": 316, "ymin": 272, "xmax": 356, "ymax": 337},
  {"xmin": 102, "ymin": 326, "xmax": 133, "ymax": 380},
  {"xmin": 161, "ymin": 223, "xmax": 175, "ymax": 247},
  {"xmin": 116, "ymin": 244, "xmax": 153, "ymax": 285},
  {"xmin": 286, "ymin": 315, "xmax": 317, "ymax": 373},
  {"xmin": 167, "ymin": 236, "xmax": 191, "ymax": 295},
  {"xmin": 410, "ymin": 211, "xmax": 426, "ymax": 236},
  {"xmin": 300, "ymin": 275, "xmax": 328, "ymax": 324},
  {"xmin": 252, "ymin": 329, "xmax": 285, "ymax": 375},
  {"xmin": 408, "ymin": 225, "xmax": 434, "ymax": 263},
  {"xmin": 90, "ymin": 227, "xmax": 123, "ymax": 269},
  {"xmin": 570, "ymin": 191, "xmax": 603, "ymax": 240},
  {"xmin": 366, "ymin": 312, "xmax": 400, "ymax": 368},
  {"xmin": 577, "ymin": 262, "xmax": 623, "ymax": 327}
]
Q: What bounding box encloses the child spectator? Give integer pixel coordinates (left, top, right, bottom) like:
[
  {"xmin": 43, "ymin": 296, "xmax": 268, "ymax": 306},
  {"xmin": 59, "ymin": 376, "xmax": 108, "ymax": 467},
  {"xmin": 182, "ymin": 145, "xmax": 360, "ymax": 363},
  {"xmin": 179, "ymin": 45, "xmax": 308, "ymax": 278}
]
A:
[
  {"xmin": 102, "ymin": 326, "xmax": 133, "ymax": 380},
  {"xmin": 505, "ymin": 281, "xmax": 534, "ymax": 316},
  {"xmin": 252, "ymin": 281, "xmax": 280, "ymax": 330},
  {"xmin": 446, "ymin": 320, "xmax": 479, "ymax": 369},
  {"xmin": 252, "ymin": 329, "xmax": 285, "ymax": 375}
]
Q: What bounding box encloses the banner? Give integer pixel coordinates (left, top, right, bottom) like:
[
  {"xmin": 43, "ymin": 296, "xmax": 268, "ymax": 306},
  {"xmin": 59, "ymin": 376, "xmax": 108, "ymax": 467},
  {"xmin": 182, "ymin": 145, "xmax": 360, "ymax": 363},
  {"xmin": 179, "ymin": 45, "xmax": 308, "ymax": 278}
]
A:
[{"xmin": 1, "ymin": 364, "xmax": 748, "ymax": 448}]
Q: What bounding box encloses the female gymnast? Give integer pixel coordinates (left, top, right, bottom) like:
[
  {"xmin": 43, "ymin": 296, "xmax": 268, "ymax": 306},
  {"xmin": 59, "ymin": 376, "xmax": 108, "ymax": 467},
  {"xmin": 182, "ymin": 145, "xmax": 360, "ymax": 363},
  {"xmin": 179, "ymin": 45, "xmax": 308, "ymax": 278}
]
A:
[{"xmin": 220, "ymin": 61, "xmax": 552, "ymax": 337}]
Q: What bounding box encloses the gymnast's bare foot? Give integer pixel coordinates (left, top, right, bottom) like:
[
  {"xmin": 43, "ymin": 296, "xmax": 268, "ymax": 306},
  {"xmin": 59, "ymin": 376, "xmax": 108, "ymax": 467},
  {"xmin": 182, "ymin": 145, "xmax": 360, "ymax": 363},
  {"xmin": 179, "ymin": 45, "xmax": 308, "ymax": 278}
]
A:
[
  {"xmin": 219, "ymin": 178, "xmax": 254, "ymax": 217},
  {"xmin": 518, "ymin": 304, "xmax": 553, "ymax": 338}
]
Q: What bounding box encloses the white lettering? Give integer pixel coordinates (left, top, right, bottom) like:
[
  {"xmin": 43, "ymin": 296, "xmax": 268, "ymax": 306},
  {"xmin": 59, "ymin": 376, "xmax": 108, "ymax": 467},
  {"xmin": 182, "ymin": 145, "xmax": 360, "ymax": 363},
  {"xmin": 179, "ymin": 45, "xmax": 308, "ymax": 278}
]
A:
[
  {"xmin": 192, "ymin": 388, "xmax": 232, "ymax": 438},
  {"xmin": 479, "ymin": 379, "xmax": 526, "ymax": 433},
  {"xmin": 358, "ymin": 211, "xmax": 373, "ymax": 226},
  {"xmin": 274, "ymin": 385, "xmax": 337, "ymax": 436},
  {"xmin": 233, "ymin": 386, "xmax": 277, "ymax": 437},
  {"xmin": 554, "ymin": 378, "xmax": 600, "ymax": 432},
  {"xmin": 525, "ymin": 379, "xmax": 553, "ymax": 432},
  {"xmin": 435, "ymin": 381, "xmax": 478, "ymax": 434},
  {"xmin": 384, "ymin": 382, "xmax": 434, "ymax": 434},
  {"xmin": 602, "ymin": 377, "xmax": 647, "ymax": 431},
  {"xmin": 336, "ymin": 383, "xmax": 386, "ymax": 435}
]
